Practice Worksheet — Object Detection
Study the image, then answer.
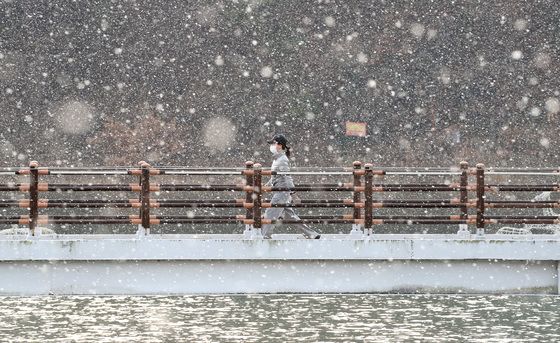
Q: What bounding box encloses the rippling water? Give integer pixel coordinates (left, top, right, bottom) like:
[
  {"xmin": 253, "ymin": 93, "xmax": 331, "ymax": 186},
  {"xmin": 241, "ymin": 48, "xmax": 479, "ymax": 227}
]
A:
[{"xmin": 0, "ymin": 295, "xmax": 558, "ymax": 342}]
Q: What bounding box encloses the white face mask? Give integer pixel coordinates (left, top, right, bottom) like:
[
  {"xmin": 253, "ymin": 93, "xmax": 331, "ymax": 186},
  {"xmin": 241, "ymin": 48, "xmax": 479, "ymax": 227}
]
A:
[{"xmin": 269, "ymin": 144, "xmax": 278, "ymax": 154}]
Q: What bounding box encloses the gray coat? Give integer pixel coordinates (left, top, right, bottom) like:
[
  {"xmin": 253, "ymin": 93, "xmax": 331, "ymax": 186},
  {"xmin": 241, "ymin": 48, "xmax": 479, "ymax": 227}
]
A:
[{"xmin": 266, "ymin": 151, "xmax": 294, "ymax": 189}]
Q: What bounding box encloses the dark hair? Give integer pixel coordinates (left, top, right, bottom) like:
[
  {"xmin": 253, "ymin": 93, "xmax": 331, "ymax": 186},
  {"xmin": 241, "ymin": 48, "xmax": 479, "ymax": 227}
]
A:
[{"xmin": 284, "ymin": 145, "xmax": 291, "ymax": 158}]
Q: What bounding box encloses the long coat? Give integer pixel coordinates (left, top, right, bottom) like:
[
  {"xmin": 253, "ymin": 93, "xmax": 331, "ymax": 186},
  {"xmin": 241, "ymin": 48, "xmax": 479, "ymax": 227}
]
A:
[{"xmin": 266, "ymin": 151, "xmax": 294, "ymax": 189}]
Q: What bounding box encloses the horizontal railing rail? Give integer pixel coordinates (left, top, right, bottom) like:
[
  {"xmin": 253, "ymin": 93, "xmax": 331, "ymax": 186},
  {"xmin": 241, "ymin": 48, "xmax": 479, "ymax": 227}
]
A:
[{"xmin": 0, "ymin": 160, "xmax": 558, "ymax": 236}]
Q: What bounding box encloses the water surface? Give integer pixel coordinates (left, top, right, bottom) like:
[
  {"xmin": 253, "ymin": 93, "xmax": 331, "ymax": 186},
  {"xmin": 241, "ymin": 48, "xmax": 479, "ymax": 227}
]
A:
[{"xmin": 0, "ymin": 294, "xmax": 558, "ymax": 342}]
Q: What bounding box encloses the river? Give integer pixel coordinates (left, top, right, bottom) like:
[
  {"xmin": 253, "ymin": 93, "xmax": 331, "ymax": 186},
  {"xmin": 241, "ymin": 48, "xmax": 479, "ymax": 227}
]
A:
[{"xmin": 0, "ymin": 294, "xmax": 558, "ymax": 342}]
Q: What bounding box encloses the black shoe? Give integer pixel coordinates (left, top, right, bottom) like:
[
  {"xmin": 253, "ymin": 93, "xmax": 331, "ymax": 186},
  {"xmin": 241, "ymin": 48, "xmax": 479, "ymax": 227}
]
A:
[{"xmin": 303, "ymin": 234, "xmax": 320, "ymax": 239}]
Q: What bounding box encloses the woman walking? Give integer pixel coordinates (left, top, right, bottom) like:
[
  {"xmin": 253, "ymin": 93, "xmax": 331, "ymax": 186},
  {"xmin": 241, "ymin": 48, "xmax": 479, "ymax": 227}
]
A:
[{"xmin": 261, "ymin": 134, "xmax": 321, "ymax": 239}]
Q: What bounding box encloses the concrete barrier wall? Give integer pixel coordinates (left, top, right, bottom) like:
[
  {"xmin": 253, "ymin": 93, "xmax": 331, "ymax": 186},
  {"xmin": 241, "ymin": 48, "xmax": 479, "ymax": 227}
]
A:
[
  {"xmin": 0, "ymin": 260, "xmax": 557, "ymax": 295},
  {"xmin": 0, "ymin": 234, "xmax": 558, "ymax": 295}
]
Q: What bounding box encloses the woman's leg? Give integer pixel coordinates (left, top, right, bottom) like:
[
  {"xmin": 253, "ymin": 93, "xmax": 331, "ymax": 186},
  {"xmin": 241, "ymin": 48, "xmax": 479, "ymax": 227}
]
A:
[
  {"xmin": 261, "ymin": 192, "xmax": 290, "ymax": 238},
  {"xmin": 261, "ymin": 207, "xmax": 284, "ymax": 238},
  {"xmin": 282, "ymin": 208, "xmax": 320, "ymax": 238}
]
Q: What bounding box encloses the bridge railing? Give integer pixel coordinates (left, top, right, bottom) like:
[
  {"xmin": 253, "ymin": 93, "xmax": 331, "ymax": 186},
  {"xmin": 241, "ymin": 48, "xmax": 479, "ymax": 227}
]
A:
[{"xmin": 1, "ymin": 161, "xmax": 559, "ymax": 236}]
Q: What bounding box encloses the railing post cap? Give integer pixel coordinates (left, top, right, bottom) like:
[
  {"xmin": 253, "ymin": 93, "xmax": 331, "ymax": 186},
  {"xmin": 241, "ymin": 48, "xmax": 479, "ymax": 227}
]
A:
[{"xmin": 29, "ymin": 161, "xmax": 39, "ymax": 168}]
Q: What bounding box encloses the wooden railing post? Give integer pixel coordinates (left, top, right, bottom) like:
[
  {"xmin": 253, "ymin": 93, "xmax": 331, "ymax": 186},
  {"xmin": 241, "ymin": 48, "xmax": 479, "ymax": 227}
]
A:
[
  {"xmin": 243, "ymin": 161, "xmax": 254, "ymax": 237},
  {"xmin": 351, "ymin": 161, "xmax": 363, "ymax": 235},
  {"xmin": 245, "ymin": 161, "xmax": 254, "ymax": 221},
  {"xmin": 476, "ymin": 163, "xmax": 485, "ymax": 236},
  {"xmin": 459, "ymin": 161, "xmax": 470, "ymax": 235},
  {"xmin": 364, "ymin": 163, "xmax": 374, "ymax": 235},
  {"xmin": 252, "ymin": 163, "xmax": 262, "ymax": 231},
  {"xmin": 29, "ymin": 161, "xmax": 39, "ymax": 236},
  {"xmin": 140, "ymin": 161, "xmax": 151, "ymax": 235}
]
